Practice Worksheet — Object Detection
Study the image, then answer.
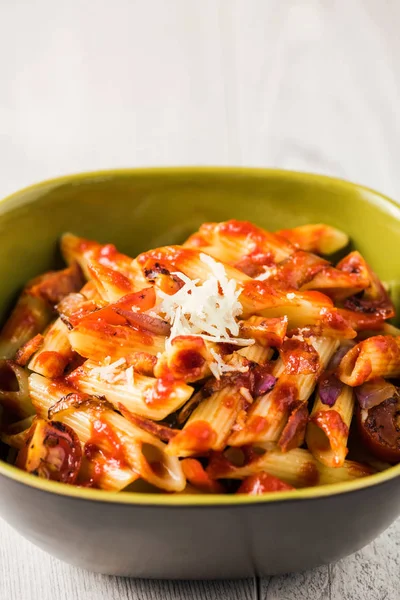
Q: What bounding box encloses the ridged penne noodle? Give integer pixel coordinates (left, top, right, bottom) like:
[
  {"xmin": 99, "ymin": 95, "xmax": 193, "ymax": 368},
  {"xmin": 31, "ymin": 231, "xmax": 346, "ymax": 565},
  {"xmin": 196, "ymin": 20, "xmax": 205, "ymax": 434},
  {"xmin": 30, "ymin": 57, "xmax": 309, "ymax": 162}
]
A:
[
  {"xmin": 61, "ymin": 233, "xmax": 147, "ymax": 291},
  {"xmin": 0, "ymin": 294, "xmax": 52, "ymax": 359},
  {"xmin": 276, "ymin": 224, "xmax": 349, "ymax": 255},
  {"xmin": 300, "ymin": 265, "xmax": 369, "ymax": 300},
  {"xmin": 137, "ymin": 246, "xmax": 356, "ymax": 337},
  {"xmin": 239, "ymin": 316, "xmax": 287, "ymax": 347},
  {"xmin": 337, "ymin": 252, "xmax": 395, "ymax": 319},
  {"xmin": 67, "ymin": 359, "xmax": 193, "ymax": 420},
  {"xmin": 183, "ymin": 220, "xmax": 295, "ymax": 264},
  {"xmin": 69, "ymin": 320, "xmax": 166, "ymax": 362},
  {"xmin": 137, "ymin": 245, "xmax": 249, "ymax": 285},
  {"xmin": 28, "ymin": 318, "xmax": 74, "ymax": 378},
  {"xmin": 236, "ymin": 344, "xmax": 273, "ymax": 364},
  {"xmin": 207, "ymin": 448, "xmax": 372, "ymax": 488},
  {"xmin": 29, "ymin": 373, "xmax": 185, "ymax": 492},
  {"xmin": 166, "ymin": 385, "xmax": 245, "ymax": 457},
  {"xmin": 228, "ymin": 337, "xmax": 339, "ymax": 447},
  {"xmin": 306, "ymin": 385, "xmax": 355, "ymax": 467},
  {"xmin": 87, "ymin": 260, "xmax": 137, "ymax": 303},
  {"xmin": 338, "ymin": 335, "xmax": 400, "ymax": 386}
]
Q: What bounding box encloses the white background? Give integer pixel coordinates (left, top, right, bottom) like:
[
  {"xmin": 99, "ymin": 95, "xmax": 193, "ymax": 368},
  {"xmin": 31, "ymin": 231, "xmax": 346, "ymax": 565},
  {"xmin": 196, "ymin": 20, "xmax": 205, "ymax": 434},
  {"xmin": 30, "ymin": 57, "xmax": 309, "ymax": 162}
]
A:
[{"xmin": 0, "ymin": 1, "xmax": 399, "ymax": 599}]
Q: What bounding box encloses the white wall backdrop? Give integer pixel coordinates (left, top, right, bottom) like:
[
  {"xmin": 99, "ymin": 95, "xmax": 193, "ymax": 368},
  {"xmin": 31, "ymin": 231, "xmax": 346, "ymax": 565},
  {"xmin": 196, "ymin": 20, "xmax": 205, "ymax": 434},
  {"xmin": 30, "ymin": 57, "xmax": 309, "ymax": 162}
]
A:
[{"xmin": 1, "ymin": 0, "xmax": 400, "ymax": 199}]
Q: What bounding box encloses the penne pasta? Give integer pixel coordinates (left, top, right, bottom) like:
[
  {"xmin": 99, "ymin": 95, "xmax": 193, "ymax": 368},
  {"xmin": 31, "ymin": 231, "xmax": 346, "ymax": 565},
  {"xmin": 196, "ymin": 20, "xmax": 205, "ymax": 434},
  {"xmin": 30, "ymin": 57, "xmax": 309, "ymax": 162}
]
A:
[
  {"xmin": 28, "ymin": 318, "xmax": 74, "ymax": 378},
  {"xmin": 28, "ymin": 373, "xmax": 186, "ymax": 492},
  {"xmin": 2, "ymin": 219, "xmax": 397, "ymax": 496},
  {"xmin": 228, "ymin": 337, "xmax": 339, "ymax": 447},
  {"xmin": 167, "ymin": 385, "xmax": 245, "ymax": 457},
  {"xmin": 338, "ymin": 335, "xmax": 400, "ymax": 386},
  {"xmin": 276, "ymin": 224, "xmax": 349, "ymax": 255},
  {"xmin": 306, "ymin": 385, "xmax": 355, "ymax": 468},
  {"xmin": 68, "ymin": 320, "xmax": 166, "ymax": 362},
  {"xmin": 207, "ymin": 448, "xmax": 372, "ymax": 488},
  {"xmin": 66, "ymin": 359, "xmax": 193, "ymax": 421},
  {"xmin": 183, "ymin": 220, "xmax": 295, "ymax": 264},
  {"xmin": 0, "ymin": 294, "xmax": 52, "ymax": 360},
  {"xmin": 61, "ymin": 233, "xmax": 147, "ymax": 290}
]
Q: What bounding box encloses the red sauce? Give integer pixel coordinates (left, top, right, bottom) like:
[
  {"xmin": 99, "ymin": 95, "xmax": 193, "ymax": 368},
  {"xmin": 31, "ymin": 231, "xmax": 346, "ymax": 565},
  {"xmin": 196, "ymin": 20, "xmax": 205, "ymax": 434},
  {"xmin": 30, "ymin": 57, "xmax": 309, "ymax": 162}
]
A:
[
  {"xmin": 169, "ymin": 336, "xmax": 208, "ymax": 380},
  {"xmin": 103, "ymin": 267, "xmax": 133, "ymax": 291},
  {"xmin": 80, "ymin": 305, "xmax": 127, "ymax": 326},
  {"xmin": 246, "ymin": 415, "xmax": 269, "ymax": 436},
  {"xmin": 299, "ymin": 461, "xmax": 320, "ymax": 486},
  {"xmin": 137, "ymin": 246, "xmax": 190, "ymax": 271},
  {"xmin": 172, "ymin": 421, "xmax": 217, "ymax": 454},
  {"xmin": 237, "ymin": 472, "xmax": 294, "ymax": 495},
  {"xmin": 274, "ymin": 250, "xmax": 327, "ymax": 289},
  {"xmin": 15, "ymin": 333, "xmax": 44, "ymax": 366},
  {"xmin": 278, "ymin": 401, "xmax": 309, "ymax": 452},
  {"xmin": 82, "ymin": 418, "xmax": 129, "ymax": 488},
  {"xmin": 320, "ymin": 308, "xmax": 354, "ymax": 336},
  {"xmin": 98, "ymin": 244, "xmax": 118, "ymax": 259},
  {"xmin": 35, "ymin": 351, "xmax": 69, "ymax": 378},
  {"xmin": 311, "ymin": 410, "xmax": 349, "ymax": 454},
  {"xmin": 181, "ymin": 458, "xmax": 224, "ymax": 493},
  {"xmin": 280, "ymin": 339, "xmax": 320, "ymax": 374},
  {"xmin": 78, "ymin": 320, "xmax": 154, "ymax": 346},
  {"xmin": 206, "ymin": 451, "xmax": 236, "ymax": 478},
  {"xmin": 273, "ymin": 381, "xmax": 299, "ymax": 413},
  {"xmin": 143, "ymin": 375, "xmax": 180, "ymax": 406},
  {"xmin": 222, "ymin": 394, "xmax": 235, "ymax": 409},
  {"xmin": 77, "ymin": 239, "xmax": 99, "ymax": 254}
]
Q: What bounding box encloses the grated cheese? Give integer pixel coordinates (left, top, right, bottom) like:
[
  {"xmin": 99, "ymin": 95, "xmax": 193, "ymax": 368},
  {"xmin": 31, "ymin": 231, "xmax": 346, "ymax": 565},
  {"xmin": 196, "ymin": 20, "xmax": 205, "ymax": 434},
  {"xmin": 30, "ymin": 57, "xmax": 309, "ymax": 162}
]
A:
[
  {"xmin": 152, "ymin": 253, "xmax": 254, "ymax": 377},
  {"xmin": 209, "ymin": 348, "xmax": 249, "ymax": 380},
  {"xmin": 155, "ymin": 253, "xmax": 254, "ymax": 350},
  {"xmin": 90, "ymin": 357, "xmax": 135, "ymax": 389}
]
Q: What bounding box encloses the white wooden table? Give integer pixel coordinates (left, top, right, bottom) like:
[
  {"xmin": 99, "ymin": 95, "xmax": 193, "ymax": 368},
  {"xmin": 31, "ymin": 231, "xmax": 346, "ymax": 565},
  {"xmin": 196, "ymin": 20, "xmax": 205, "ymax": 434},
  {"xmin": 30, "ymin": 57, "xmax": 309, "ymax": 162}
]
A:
[{"xmin": 0, "ymin": 1, "xmax": 399, "ymax": 598}]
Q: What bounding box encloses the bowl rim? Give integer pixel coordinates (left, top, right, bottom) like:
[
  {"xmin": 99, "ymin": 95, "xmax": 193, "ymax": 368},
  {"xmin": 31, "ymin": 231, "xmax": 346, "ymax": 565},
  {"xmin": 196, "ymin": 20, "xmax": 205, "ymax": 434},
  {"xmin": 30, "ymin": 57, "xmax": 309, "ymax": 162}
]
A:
[{"xmin": 1, "ymin": 165, "xmax": 400, "ymax": 507}]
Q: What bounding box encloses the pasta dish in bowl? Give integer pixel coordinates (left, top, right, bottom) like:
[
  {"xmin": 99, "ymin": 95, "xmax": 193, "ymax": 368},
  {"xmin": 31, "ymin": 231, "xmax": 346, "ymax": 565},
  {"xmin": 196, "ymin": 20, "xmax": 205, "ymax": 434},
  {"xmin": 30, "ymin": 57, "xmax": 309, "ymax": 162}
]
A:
[
  {"xmin": 0, "ymin": 167, "xmax": 400, "ymax": 577},
  {"xmin": 1, "ymin": 220, "xmax": 398, "ymax": 494}
]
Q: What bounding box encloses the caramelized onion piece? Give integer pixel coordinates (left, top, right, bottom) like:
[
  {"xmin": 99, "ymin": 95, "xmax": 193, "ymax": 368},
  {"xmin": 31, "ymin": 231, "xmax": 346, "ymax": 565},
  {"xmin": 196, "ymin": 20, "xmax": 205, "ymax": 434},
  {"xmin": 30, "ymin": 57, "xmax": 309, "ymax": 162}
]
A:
[
  {"xmin": 118, "ymin": 406, "xmax": 179, "ymax": 442},
  {"xmin": 16, "ymin": 419, "xmax": 82, "ymax": 483},
  {"xmin": 48, "ymin": 392, "xmax": 114, "ymax": 419},
  {"xmin": 115, "ymin": 308, "xmax": 171, "ymax": 336},
  {"xmin": 355, "ymin": 378, "xmax": 397, "ymax": 410}
]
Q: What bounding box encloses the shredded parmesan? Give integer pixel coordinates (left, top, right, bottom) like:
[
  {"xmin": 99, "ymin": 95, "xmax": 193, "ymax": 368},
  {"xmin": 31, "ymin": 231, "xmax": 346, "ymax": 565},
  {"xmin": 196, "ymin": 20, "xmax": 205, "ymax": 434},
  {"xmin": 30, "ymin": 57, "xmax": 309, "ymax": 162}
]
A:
[
  {"xmin": 209, "ymin": 348, "xmax": 249, "ymax": 380},
  {"xmin": 152, "ymin": 253, "xmax": 254, "ymax": 377},
  {"xmin": 125, "ymin": 365, "xmax": 135, "ymax": 390},
  {"xmin": 155, "ymin": 253, "xmax": 254, "ymax": 350},
  {"xmin": 90, "ymin": 357, "xmax": 135, "ymax": 388}
]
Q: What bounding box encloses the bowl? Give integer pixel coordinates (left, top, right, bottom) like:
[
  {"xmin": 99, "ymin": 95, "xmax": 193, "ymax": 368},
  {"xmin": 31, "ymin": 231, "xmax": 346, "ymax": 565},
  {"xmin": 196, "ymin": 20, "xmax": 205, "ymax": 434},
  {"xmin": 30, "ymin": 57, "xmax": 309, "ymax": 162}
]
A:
[{"xmin": 0, "ymin": 167, "xmax": 400, "ymax": 579}]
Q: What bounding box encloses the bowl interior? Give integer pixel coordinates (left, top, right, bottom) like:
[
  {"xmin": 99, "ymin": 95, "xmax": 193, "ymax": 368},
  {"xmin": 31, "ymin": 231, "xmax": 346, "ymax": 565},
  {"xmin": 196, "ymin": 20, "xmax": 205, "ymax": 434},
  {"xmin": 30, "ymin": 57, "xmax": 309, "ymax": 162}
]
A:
[{"xmin": 1, "ymin": 168, "xmax": 400, "ymax": 321}]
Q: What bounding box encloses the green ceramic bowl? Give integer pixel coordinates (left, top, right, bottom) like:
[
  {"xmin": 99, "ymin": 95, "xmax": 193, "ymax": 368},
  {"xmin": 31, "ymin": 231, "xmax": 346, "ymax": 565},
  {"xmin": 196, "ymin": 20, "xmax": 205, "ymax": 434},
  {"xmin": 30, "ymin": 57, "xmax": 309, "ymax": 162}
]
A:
[{"xmin": 1, "ymin": 168, "xmax": 400, "ymax": 579}]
